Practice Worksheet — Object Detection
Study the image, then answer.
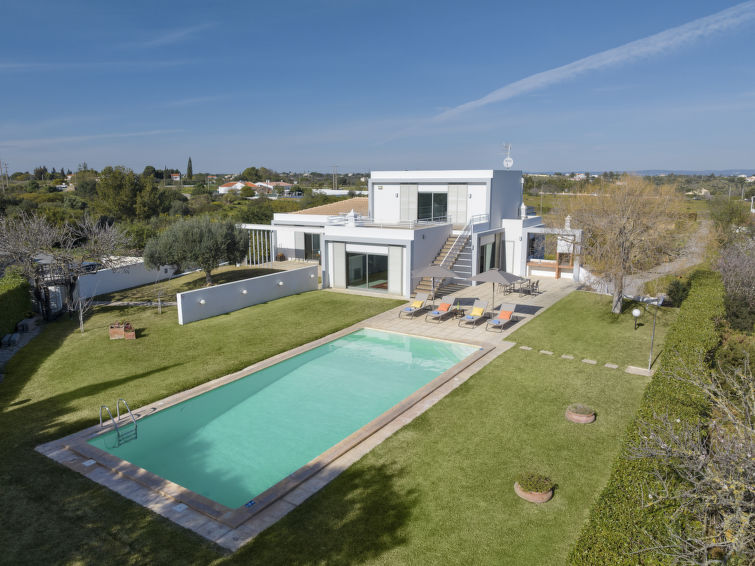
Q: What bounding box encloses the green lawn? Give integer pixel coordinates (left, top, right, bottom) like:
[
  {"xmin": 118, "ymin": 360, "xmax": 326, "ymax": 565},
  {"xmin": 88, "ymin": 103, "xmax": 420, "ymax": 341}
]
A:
[
  {"xmin": 95, "ymin": 265, "xmax": 282, "ymax": 302},
  {"xmin": 0, "ymin": 289, "xmax": 670, "ymax": 565},
  {"xmin": 511, "ymin": 291, "xmax": 676, "ymax": 368}
]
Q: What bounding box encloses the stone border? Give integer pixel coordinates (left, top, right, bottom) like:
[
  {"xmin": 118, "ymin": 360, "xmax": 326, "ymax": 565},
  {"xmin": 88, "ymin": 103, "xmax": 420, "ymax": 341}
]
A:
[{"xmin": 37, "ymin": 325, "xmax": 492, "ymax": 547}]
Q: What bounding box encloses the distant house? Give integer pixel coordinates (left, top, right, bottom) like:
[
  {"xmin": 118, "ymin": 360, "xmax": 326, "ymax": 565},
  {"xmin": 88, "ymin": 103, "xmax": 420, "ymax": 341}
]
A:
[
  {"xmin": 218, "ymin": 181, "xmax": 258, "ymax": 195},
  {"xmin": 171, "ymin": 173, "xmax": 181, "ymax": 181},
  {"xmin": 207, "ymin": 175, "xmax": 217, "ymax": 182},
  {"xmin": 746, "ymin": 175, "xmax": 755, "ymax": 183}
]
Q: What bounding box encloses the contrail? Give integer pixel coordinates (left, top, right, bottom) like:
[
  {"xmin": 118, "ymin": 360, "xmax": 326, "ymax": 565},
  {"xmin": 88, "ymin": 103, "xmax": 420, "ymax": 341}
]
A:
[{"xmin": 434, "ymin": 1, "xmax": 755, "ymax": 121}]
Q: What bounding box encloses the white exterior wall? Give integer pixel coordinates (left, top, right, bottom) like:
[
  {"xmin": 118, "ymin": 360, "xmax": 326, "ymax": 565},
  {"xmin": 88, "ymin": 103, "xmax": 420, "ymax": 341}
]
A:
[
  {"xmin": 76, "ymin": 260, "xmax": 177, "ymax": 299},
  {"xmin": 371, "ymin": 183, "xmax": 401, "ymax": 223},
  {"xmin": 177, "ymin": 266, "xmax": 318, "ymax": 325}
]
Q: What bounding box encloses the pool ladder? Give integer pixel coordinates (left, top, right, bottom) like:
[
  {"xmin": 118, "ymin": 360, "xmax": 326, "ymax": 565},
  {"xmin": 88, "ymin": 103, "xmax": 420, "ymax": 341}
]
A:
[{"xmin": 99, "ymin": 398, "xmax": 138, "ymax": 446}]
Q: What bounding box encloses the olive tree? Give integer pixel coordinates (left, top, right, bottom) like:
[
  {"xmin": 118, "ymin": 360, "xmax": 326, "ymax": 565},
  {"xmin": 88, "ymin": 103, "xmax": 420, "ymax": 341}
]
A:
[{"xmin": 143, "ymin": 216, "xmax": 248, "ymax": 285}]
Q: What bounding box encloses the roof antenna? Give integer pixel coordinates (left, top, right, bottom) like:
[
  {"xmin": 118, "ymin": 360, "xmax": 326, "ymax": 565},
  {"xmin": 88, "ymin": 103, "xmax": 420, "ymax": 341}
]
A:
[{"xmin": 502, "ymin": 143, "xmax": 513, "ymax": 169}]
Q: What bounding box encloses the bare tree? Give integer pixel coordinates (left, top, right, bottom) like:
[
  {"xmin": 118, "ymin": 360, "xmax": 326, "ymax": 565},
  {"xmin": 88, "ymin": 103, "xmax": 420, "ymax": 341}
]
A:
[
  {"xmin": 0, "ymin": 213, "xmax": 131, "ymax": 324},
  {"xmin": 629, "ymin": 359, "xmax": 754, "ymax": 565},
  {"xmin": 716, "ymin": 238, "xmax": 755, "ymax": 311},
  {"xmin": 552, "ymin": 176, "xmax": 686, "ymax": 313}
]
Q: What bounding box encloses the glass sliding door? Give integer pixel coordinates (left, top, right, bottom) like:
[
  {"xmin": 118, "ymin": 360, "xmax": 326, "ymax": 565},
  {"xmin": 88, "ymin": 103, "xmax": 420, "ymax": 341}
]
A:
[
  {"xmin": 304, "ymin": 233, "xmax": 321, "ymax": 262},
  {"xmin": 346, "ymin": 252, "xmax": 389, "ymax": 291},
  {"xmin": 417, "ymin": 193, "xmax": 448, "ymax": 222}
]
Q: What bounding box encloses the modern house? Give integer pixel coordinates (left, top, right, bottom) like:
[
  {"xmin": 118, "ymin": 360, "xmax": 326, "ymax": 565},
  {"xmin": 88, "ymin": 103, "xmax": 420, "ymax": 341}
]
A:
[{"xmin": 241, "ymin": 169, "xmax": 581, "ymax": 298}]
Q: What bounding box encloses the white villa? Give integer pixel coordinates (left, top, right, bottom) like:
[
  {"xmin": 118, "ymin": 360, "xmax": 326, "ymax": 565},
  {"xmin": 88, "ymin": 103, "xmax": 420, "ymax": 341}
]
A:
[{"xmin": 241, "ymin": 169, "xmax": 581, "ymax": 298}]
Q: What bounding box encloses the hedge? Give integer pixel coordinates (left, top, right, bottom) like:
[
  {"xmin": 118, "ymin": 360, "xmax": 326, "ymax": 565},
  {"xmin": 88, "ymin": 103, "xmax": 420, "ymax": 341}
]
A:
[
  {"xmin": 0, "ymin": 268, "xmax": 32, "ymax": 336},
  {"xmin": 568, "ymin": 270, "xmax": 725, "ymax": 565}
]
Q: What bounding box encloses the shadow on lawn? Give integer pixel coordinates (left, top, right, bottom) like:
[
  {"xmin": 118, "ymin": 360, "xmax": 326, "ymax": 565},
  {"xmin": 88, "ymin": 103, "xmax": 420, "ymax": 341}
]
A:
[{"xmin": 228, "ymin": 462, "xmax": 419, "ymax": 566}]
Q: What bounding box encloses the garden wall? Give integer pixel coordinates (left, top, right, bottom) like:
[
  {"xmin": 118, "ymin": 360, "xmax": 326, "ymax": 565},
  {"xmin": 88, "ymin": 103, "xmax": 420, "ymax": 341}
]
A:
[
  {"xmin": 76, "ymin": 259, "xmax": 177, "ymax": 299},
  {"xmin": 568, "ymin": 270, "xmax": 724, "ymax": 564},
  {"xmin": 176, "ymin": 265, "xmax": 318, "ymax": 325}
]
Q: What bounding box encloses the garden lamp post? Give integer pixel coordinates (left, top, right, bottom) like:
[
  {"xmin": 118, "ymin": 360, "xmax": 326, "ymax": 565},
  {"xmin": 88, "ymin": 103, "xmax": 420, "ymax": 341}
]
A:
[
  {"xmin": 647, "ymin": 295, "xmax": 664, "ymax": 372},
  {"xmin": 631, "ymin": 307, "xmax": 641, "ymax": 330}
]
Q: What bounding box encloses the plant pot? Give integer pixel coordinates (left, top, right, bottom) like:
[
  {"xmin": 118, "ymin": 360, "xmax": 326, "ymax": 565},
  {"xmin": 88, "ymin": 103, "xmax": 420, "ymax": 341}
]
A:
[
  {"xmin": 565, "ymin": 409, "xmax": 596, "ymax": 424},
  {"xmin": 514, "ymin": 482, "xmax": 553, "ymax": 503}
]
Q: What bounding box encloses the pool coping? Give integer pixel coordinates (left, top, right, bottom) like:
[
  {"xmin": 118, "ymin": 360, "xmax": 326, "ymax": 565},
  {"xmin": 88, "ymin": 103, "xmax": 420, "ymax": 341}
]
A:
[{"xmin": 36, "ymin": 324, "xmax": 498, "ymax": 550}]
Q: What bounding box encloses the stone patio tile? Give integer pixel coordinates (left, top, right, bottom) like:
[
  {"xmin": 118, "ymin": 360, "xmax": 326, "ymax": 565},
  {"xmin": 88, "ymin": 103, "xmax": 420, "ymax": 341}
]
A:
[
  {"xmin": 539, "ymin": 350, "xmax": 553, "ymax": 355},
  {"xmin": 581, "ymin": 359, "xmax": 597, "ymax": 365},
  {"xmin": 519, "ymin": 346, "xmax": 533, "ymax": 350},
  {"xmin": 605, "ymin": 363, "xmax": 619, "ymax": 369},
  {"xmin": 561, "ymin": 354, "xmax": 574, "ymax": 359}
]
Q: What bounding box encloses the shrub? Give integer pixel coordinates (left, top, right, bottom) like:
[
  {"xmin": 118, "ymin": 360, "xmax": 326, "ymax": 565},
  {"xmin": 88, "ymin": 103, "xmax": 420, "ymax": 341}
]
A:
[
  {"xmin": 0, "ymin": 268, "xmax": 32, "ymax": 335},
  {"xmin": 566, "ymin": 403, "xmax": 595, "ymax": 415},
  {"xmin": 515, "ymin": 472, "xmax": 554, "ymax": 493},
  {"xmin": 568, "ymin": 270, "xmax": 725, "ymax": 565}
]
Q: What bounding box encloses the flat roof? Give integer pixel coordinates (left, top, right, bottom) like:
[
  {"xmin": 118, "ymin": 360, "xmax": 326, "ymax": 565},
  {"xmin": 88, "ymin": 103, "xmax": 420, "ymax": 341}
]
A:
[
  {"xmin": 370, "ymin": 169, "xmax": 518, "ymax": 181},
  {"xmin": 293, "ymin": 197, "xmax": 369, "ymax": 216}
]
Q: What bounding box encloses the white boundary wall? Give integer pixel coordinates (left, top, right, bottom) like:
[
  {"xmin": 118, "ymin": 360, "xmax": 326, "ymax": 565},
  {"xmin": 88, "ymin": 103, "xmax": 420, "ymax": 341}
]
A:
[
  {"xmin": 176, "ymin": 265, "xmax": 319, "ymax": 325},
  {"xmin": 76, "ymin": 260, "xmax": 177, "ymax": 299}
]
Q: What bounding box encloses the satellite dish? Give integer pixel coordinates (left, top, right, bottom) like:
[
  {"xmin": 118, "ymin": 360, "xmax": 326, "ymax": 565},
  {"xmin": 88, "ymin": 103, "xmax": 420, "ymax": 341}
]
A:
[{"xmin": 502, "ymin": 143, "xmax": 513, "ymax": 169}]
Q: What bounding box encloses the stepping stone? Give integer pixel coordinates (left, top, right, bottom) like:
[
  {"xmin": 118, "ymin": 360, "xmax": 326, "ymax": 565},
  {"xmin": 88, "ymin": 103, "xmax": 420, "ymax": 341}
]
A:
[
  {"xmin": 604, "ymin": 363, "xmax": 619, "ymax": 369},
  {"xmin": 581, "ymin": 359, "xmax": 597, "ymax": 365},
  {"xmin": 519, "ymin": 346, "xmax": 533, "ymax": 351},
  {"xmin": 539, "ymin": 350, "xmax": 553, "ymax": 355},
  {"xmin": 561, "ymin": 354, "xmax": 574, "ymax": 360},
  {"xmin": 625, "ymin": 366, "xmax": 652, "ymax": 376}
]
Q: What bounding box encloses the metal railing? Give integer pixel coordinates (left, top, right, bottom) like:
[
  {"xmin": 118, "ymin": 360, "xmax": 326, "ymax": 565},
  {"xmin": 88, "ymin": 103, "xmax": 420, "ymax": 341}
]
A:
[{"xmin": 440, "ymin": 214, "xmax": 488, "ymax": 268}]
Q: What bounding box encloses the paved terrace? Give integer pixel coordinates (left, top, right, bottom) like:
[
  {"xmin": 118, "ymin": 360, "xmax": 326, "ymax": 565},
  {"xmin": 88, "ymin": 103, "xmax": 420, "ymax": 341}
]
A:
[{"xmin": 361, "ymin": 277, "xmax": 578, "ymax": 346}]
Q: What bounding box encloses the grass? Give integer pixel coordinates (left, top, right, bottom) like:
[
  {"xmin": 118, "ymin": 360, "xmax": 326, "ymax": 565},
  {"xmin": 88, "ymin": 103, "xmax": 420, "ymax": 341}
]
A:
[
  {"xmin": 0, "ymin": 291, "xmax": 403, "ymax": 565},
  {"xmin": 511, "ymin": 291, "xmax": 676, "ymax": 368},
  {"xmin": 0, "ymin": 289, "xmax": 670, "ymax": 564},
  {"xmin": 95, "ymin": 265, "xmax": 282, "ymax": 302}
]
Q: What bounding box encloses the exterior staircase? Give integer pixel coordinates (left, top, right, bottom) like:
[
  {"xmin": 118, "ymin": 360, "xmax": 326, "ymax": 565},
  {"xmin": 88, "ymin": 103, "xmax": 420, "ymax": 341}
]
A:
[{"xmin": 413, "ymin": 234, "xmax": 472, "ymax": 298}]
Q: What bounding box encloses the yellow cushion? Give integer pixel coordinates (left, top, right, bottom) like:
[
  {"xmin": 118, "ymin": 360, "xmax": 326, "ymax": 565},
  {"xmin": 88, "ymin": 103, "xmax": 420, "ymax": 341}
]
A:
[
  {"xmin": 471, "ymin": 307, "xmax": 484, "ymax": 317},
  {"xmin": 411, "ymin": 300, "xmax": 423, "ymax": 309}
]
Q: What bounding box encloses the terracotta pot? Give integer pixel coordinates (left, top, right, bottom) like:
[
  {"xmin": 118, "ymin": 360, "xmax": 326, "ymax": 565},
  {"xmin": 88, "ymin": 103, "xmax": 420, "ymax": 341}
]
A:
[
  {"xmin": 565, "ymin": 409, "xmax": 596, "ymax": 424},
  {"xmin": 514, "ymin": 482, "xmax": 553, "ymax": 503}
]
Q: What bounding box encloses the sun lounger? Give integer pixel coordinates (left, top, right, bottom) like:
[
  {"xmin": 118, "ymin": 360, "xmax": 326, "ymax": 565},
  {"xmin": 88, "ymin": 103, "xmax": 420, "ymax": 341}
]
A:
[
  {"xmin": 424, "ymin": 297, "xmax": 456, "ymax": 323},
  {"xmin": 399, "ymin": 292, "xmax": 430, "ymax": 318},
  {"xmin": 486, "ymin": 303, "xmax": 518, "ymax": 331},
  {"xmin": 458, "ymin": 299, "xmax": 488, "ymax": 328}
]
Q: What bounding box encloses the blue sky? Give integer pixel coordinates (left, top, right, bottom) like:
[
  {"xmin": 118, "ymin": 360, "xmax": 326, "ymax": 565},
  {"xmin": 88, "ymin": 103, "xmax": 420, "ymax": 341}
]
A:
[{"xmin": 1, "ymin": 0, "xmax": 754, "ymax": 174}]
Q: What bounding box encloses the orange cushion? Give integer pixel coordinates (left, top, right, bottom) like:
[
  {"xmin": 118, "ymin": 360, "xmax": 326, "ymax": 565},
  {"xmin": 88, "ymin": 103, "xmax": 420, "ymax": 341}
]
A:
[
  {"xmin": 497, "ymin": 310, "xmax": 513, "ymax": 320},
  {"xmin": 470, "ymin": 307, "xmax": 484, "ymax": 317},
  {"xmin": 437, "ymin": 302, "xmax": 451, "ymax": 312}
]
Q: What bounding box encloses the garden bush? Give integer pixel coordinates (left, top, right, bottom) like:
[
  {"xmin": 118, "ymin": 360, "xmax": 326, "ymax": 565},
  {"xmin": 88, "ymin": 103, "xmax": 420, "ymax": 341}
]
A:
[
  {"xmin": 568, "ymin": 270, "xmax": 725, "ymax": 565},
  {"xmin": 0, "ymin": 268, "xmax": 32, "ymax": 336}
]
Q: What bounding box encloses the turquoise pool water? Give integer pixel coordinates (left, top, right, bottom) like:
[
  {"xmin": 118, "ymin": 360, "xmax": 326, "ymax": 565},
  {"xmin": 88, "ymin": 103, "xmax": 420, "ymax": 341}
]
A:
[{"xmin": 89, "ymin": 329, "xmax": 478, "ymax": 508}]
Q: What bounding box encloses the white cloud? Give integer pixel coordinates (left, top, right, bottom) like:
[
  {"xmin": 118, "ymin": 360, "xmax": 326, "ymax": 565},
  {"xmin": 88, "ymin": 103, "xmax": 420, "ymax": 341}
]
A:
[
  {"xmin": 130, "ymin": 24, "xmax": 215, "ymax": 48},
  {"xmin": 434, "ymin": 1, "xmax": 755, "ymax": 121},
  {"xmin": 0, "ymin": 130, "xmax": 182, "ymax": 149}
]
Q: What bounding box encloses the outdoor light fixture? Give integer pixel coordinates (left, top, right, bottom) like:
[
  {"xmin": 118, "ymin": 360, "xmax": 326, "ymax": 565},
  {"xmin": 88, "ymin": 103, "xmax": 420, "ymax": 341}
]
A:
[
  {"xmin": 631, "ymin": 307, "xmax": 642, "ymax": 330},
  {"xmin": 199, "ymin": 299, "xmax": 206, "ymax": 305},
  {"xmin": 309, "ymin": 273, "xmax": 315, "ymax": 278},
  {"xmin": 241, "ymin": 289, "xmax": 247, "ymax": 294},
  {"xmin": 277, "ymin": 281, "xmax": 284, "ymax": 286}
]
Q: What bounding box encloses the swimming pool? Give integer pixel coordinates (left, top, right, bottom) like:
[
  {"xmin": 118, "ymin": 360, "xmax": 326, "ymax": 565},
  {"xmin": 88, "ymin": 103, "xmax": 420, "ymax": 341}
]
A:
[{"xmin": 88, "ymin": 328, "xmax": 479, "ymax": 509}]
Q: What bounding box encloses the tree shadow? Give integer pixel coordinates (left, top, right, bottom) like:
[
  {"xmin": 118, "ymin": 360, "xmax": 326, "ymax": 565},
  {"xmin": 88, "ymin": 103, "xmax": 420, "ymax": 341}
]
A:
[{"xmin": 228, "ymin": 462, "xmax": 419, "ymax": 566}]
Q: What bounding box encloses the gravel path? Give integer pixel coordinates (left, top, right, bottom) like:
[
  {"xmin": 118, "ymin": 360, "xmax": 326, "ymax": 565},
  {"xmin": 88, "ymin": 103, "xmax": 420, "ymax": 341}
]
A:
[{"xmin": 624, "ymin": 219, "xmax": 711, "ymax": 296}]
